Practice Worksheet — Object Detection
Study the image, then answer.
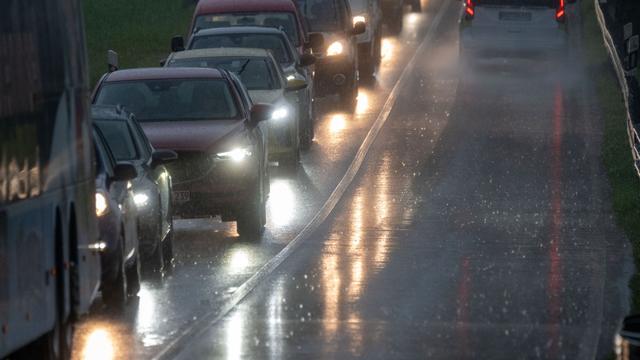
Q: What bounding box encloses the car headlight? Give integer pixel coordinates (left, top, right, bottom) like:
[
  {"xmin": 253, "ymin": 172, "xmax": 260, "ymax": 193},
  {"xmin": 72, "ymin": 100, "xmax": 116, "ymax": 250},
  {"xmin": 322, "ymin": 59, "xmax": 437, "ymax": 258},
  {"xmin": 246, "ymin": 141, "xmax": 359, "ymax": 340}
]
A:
[
  {"xmin": 133, "ymin": 192, "xmax": 150, "ymax": 207},
  {"xmin": 353, "ymin": 15, "xmax": 366, "ymax": 25},
  {"xmin": 326, "ymin": 41, "xmax": 345, "ymax": 56},
  {"xmin": 95, "ymin": 192, "xmax": 109, "ymax": 217},
  {"xmin": 216, "ymin": 147, "xmax": 253, "ymax": 162},
  {"xmin": 272, "ymin": 106, "xmax": 289, "ymax": 121}
]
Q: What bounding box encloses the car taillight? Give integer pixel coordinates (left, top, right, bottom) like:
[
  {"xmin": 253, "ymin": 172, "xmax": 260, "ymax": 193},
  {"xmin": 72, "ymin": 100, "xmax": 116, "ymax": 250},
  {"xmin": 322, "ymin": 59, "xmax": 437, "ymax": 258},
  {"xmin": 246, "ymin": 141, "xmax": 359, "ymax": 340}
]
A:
[
  {"xmin": 556, "ymin": 0, "xmax": 566, "ymax": 22},
  {"xmin": 465, "ymin": 0, "xmax": 475, "ymax": 19}
]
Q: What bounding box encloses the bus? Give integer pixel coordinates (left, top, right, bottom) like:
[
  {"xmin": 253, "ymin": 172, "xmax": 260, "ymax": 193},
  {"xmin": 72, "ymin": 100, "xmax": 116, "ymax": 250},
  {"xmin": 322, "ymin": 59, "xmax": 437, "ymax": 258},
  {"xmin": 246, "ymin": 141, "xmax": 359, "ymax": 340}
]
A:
[{"xmin": 0, "ymin": 0, "xmax": 101, "ymax": 358}]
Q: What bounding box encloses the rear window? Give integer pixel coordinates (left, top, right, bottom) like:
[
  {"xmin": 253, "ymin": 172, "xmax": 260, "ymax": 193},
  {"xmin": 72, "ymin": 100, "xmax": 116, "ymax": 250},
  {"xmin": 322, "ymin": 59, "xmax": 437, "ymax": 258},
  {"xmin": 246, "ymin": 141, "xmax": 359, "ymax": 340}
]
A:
[
  {"xmin": 168, "ymin": 57, "xmax": 280, "ymax": 91},
  {"xmin": 194, "ymin": 12, "xmax": 300, "ymax": 47},
  {"xmin": 476, "ymin": 0, "xmax": 554, "ymax": 7},
  {"xmin": 94, "ymin": 120, "xmax": 139, "ymax": 162},
  {"xmin": 189, "ymin": 33, "xmax": 292, "ymax": 65}
]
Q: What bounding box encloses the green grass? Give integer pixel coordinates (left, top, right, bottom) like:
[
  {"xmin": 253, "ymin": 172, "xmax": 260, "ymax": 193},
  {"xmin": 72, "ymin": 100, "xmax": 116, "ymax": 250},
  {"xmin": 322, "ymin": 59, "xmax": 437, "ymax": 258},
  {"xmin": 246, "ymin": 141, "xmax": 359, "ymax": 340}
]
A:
[
  {"xmin": 82, "ymin": 0, "xmax": 196, "ymax": 86},
  {"xmin": 581, "ymin": 0, "xmax": 640, "ymax": 312}
]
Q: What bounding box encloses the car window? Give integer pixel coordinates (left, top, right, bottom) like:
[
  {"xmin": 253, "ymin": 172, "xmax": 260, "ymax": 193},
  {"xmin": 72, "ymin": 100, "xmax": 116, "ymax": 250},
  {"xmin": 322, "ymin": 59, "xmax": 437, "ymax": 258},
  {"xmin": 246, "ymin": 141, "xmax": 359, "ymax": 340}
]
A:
[
  {"xmin": 94, "ymin": 120, "xmax": 140, "ymax": 162},
  {"xmin": 190, "ymin": 33, "xmax": 293, "ymax": 65},
  {"xmin": 476, "ymin": 0, "xmax": 554, "ymax": 7},
  {"xmin": 349, "ymin": 0, "xmax": 368, "ymax": 14},
  {"xmin": 131, "ymin": 120, "xmax": 153, "ymax": 161},
  {"xmin": 95, "ymin": 79, "xmax": 239, "ymax": 122},
  {"xmin": 168, "ymin": 57, "xmax": 280, "ymax": 91},
  {"xmin": 93, "ymin": 129, "xmax": 116, "ymax": 177},
  {"xmin": 229, "ymin": 72, "xmax": 253, "ymax": 113},
  {"xmin": 296, "ymin": 0, "xmax": 341, "ymax": 32},
  {"xmin": 194, "ymin": 13, "xmax": 300, "ymax": 46}
]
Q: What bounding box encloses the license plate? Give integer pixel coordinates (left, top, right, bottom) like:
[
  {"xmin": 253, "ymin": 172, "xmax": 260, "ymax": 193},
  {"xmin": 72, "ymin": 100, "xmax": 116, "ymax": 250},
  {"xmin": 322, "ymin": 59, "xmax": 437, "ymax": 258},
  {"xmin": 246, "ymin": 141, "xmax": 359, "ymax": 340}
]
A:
[
  {"xmin": 173, "ymin": 191, "xmax": 190, "ymax": 202},
  {"xmin": 499, "ymin": 11, "xmax": 532, "ymax": 21}
]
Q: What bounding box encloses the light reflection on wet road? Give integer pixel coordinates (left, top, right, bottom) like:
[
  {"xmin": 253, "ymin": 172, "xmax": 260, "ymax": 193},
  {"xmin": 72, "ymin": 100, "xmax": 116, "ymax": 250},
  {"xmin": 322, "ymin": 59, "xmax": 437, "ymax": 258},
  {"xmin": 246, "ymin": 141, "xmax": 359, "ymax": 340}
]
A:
[{"xmin": 73, "ymin": 0, "xmax": 633, "ymax": 358}]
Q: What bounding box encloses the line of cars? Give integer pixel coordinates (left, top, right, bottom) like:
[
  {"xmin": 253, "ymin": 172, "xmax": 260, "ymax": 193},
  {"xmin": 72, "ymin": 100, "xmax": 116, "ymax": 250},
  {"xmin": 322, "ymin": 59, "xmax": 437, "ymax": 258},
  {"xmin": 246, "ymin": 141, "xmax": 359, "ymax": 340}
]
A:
[{"xmin": 88, "ymin": 0, "xmax": 414, "ymax": 311}]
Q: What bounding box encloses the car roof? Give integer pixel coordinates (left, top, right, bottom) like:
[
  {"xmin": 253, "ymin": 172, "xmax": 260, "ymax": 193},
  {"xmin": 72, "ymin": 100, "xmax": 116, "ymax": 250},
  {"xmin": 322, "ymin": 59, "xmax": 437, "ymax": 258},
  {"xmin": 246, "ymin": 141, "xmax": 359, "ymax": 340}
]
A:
[
  {"xmin": 195, "ymin": 0, "xmax": 299, "ymax": 15},
  {"xmin": 193, "ymin": 26, "xmax": 286, "ymax": 37},
  {"xmin": 171, "ymin": 48, "xmax": 274, "ymax": 61},
  {"xmin": 103, "ymin": 67, "xmax": 226, "ymax": 82}
]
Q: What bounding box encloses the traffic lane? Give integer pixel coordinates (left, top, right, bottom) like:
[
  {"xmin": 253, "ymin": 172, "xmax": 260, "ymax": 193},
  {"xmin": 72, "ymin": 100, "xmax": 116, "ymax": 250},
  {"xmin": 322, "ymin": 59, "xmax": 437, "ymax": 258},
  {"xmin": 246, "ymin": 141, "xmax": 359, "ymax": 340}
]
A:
[
  {"xmin": 70, "ymin": 2, "xmax": 445, "ymax": 359},
  {"xmin": 172, "ymin": 5, "xmax": 630, "ymax": 360}
]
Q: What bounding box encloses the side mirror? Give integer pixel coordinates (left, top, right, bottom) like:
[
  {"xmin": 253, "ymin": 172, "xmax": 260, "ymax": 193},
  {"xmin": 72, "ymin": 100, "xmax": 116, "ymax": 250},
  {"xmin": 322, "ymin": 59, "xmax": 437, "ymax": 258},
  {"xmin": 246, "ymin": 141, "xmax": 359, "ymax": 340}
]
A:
[
  {"xmin": 286, "ymin": 78, "xmax": 308, "ymax": 92},
  {"xmin": 249, "ymin": 103, "xmax": 274, "ymax": 126},
  {"xmin": 107, "ymin": 50, "xmax": 119, "ymax": 73},
  {"xmin": 299, "ymin": 53, "xmax": 316, "ymax": 67},
  {"xmin": 351, "ymin": 22, "xmax": 366, "ymax": 36},
  {"xmin": 151, "ymin": 149, "xmax": 178, "ymax": 168},
  {"xmin": 112, "ymin": 163, "xmax": 138, "ymax": 182},
  {"xmin": 307, "ymin": 33, "xmax": 325, "ymax": 54},
  {"xmin": 171, "ymin": 35, "xmax": 185, "ymax": 52}
]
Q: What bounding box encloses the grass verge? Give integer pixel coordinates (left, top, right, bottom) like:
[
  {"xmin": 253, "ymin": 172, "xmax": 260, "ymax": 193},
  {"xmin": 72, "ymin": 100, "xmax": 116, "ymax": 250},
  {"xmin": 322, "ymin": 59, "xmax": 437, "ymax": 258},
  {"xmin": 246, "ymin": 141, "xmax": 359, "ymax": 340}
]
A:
[
  {"xmin": 581, "ymin": 0, "xmax": 640, "ymax": 312},
  {"xmin": 82, "ymin": 0, "xmax": 196, "ymax": 86}
]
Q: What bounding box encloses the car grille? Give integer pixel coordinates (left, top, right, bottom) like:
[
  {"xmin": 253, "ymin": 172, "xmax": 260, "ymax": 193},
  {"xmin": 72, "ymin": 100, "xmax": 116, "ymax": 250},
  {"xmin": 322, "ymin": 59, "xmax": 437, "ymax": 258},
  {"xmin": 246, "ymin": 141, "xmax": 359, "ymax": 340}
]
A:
[{"xmin": 165, "ymin": 152, "xmax": 213, "ymax": 183}]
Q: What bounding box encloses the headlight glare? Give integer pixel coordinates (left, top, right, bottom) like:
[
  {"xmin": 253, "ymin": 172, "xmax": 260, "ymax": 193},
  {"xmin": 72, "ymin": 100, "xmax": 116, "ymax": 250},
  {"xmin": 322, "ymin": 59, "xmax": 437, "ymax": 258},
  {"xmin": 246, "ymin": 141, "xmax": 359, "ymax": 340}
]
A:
[
  {"xmin": 353, "ymin": 15, "xmax": 366, "ymax": 25},
  {"xmin": 272, "ymin": 107, "xmax": 289, "ymax": 121},
  {"xmin": 326, "ymin": 41, "xmax": 345, "ymax": 56},
  {"xmin": 133, "ymin": 193, "xmax": 150, "ymax": 207},
  {"xmin": 216, "ymin": 147, "xmax": 253, "ymax": 162},
  {"xmin": 95, "ymin": 192, "xmax": 109, "ymax": 217}
]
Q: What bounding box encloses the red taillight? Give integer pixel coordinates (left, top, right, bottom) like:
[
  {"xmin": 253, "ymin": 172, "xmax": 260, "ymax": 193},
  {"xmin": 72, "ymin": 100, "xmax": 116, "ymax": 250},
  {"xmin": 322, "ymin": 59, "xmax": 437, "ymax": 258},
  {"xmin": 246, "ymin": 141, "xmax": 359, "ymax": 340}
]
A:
[
  {"xmin": 465, "ymin": 0, "xmax": 475, "ymax": 19},
  {"xmin": 556, "ymin": 0, "xmax": 565, "ymax": 22}
]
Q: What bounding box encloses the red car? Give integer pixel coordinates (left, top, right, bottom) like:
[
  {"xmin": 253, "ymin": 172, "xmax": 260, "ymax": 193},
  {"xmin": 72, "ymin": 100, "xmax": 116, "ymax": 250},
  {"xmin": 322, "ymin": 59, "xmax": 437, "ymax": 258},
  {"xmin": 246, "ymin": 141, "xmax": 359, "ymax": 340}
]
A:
[
  {"xmin": 175, "ymin": 0, "xmax": 323, "ymax": 56},
  {"xmin": 92, "ymin": 67, "xmax": 273, "ymax": 237}
]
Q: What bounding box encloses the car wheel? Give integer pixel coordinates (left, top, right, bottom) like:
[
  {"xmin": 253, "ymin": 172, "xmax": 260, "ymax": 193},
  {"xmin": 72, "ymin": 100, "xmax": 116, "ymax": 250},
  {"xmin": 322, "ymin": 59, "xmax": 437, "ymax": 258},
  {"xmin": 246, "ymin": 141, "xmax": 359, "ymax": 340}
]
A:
[
  {"xmin": 360, "ymin": 43, "xmax": 376, "ymax": 80},
  {"xmin": 388, "ymin": 11, "xmax": 403, "ymax": 35},
  {"xmin": 411, "ymin": 0, "xmax": 421, "ymax": 12},
  {"xmin": 236, "ymin": 172, "xmax": 266, "ymax": 238},
  {"xmin": 338, "ymin": 75, "xmax": 358, "ymax": 112},
  {"xmin": 300, "ymin": 98, "xmax": 314, "ymax": 150},
  {"xmin": 126, "ymin": 248, "xmax": 141, "ymax": 297},
  {"xmin": 162, "ymin": 228, "xmax": 174, "ymax": 270},
  {"xmin": 103, "ymin": 234, "xmax": 127, "ymax": 309}
]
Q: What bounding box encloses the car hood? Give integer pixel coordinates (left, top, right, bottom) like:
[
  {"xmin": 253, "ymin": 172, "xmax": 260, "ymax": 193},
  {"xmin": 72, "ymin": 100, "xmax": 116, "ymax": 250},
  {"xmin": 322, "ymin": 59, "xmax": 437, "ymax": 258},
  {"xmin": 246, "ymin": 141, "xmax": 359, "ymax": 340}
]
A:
[
  {"xmin": 248, "ymin": 89, "xmax": 285, "ymax": 105},
  {"xmin": 141, "ymin": 120, "xmax": 247, "ymax": 152}
]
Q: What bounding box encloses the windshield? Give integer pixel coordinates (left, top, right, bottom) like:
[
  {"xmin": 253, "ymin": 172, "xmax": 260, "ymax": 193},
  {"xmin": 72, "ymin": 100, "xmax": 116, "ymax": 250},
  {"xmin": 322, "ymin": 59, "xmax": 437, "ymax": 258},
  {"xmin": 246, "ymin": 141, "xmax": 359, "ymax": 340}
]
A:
[
  {"xmin": 94, "ymin": 120, "xmax": 139, "ymax": 161},
  {"xmin": 95, "ymin": 79, "xmax": 238, "ymax": 122},
  {"xmin": 190, "ymin": 33, "xmax": 293, "ymax": 65},
  {"xmin": 168, "ymin": 57, "xmax": 280, "ymax": 91},
  {"xmin": 296, "ymin": 0, "xmax": 340, "ymax": 32},
  {"xmin": 194, "ymin": 12, "xmax": 300, "ymax": 46}
]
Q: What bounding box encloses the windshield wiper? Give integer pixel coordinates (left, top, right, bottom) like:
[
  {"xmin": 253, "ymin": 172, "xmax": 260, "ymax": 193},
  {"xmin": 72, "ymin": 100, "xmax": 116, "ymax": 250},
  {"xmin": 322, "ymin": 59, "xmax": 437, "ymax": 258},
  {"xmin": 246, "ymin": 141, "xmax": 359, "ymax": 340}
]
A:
[{"xmin": 237, "ymin": 59, "xmax": 252, "ymax": 75}]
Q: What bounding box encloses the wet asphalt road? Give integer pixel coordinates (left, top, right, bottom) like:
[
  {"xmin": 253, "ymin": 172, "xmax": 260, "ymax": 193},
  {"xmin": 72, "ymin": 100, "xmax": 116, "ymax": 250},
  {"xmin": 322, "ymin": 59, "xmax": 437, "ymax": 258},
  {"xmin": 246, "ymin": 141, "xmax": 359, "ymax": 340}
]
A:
[{"xmin": 72, "ymin": 0, "xmax": 633, "ymax": 359}]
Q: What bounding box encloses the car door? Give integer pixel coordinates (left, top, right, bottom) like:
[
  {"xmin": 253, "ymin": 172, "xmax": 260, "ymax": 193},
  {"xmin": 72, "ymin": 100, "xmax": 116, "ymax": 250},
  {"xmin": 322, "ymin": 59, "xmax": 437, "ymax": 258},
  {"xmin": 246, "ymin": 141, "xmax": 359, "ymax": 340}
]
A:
[{"xmin": 230, "ymin": 73, "xmax": 268, "ymax": 169}]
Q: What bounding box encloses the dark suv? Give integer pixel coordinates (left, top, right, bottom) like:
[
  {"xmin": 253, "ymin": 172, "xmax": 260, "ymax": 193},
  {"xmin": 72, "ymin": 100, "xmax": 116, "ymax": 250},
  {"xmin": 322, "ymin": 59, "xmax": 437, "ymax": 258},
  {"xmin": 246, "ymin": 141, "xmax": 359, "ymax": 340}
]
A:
[
  {"xmin": 93, "ymin": 67, "xmax": 273, "ymax": 237},
  {"xmin": 297, "ymin": 0, "xmax": 365, "ymax": 111}
]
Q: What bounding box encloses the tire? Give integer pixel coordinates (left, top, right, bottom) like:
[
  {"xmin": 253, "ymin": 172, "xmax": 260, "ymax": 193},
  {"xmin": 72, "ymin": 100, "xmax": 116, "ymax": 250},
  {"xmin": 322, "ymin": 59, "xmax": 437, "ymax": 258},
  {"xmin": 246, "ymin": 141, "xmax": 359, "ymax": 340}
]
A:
[
  {"xmin": 142, "ymin": 217, "xmax": 164, "ymax": 280},
  {"xmin": 338, "ymin": 75, "xmax": 358, "ymax": 113},
  {"xmin": 236, "ymin": 172, "xmax": 266, "ymax": 238},
  {"xmin": 388, "ymin": 12, "xmax": 403, "ymax": 35},
  {"xmin": 411, "ymin": 0, "xmax": 421, "ymax": 12},
  {"xmin": 360, "ymin": 43, "xmax": 376, "ymax": 80},
  {"xmin": 126, "ymin": 249, "xmax": 141, "ymax": 297},
  {"xmin": 103, "ymin": 235, "xmax": 127, "ymax": 309},
  {"xmin": 300, "ymin": 104, "xmax": 314, "ymax": 150},
  {"xmin": 162, "ymin": 228, "xmax": 174, "ymax": 270}
]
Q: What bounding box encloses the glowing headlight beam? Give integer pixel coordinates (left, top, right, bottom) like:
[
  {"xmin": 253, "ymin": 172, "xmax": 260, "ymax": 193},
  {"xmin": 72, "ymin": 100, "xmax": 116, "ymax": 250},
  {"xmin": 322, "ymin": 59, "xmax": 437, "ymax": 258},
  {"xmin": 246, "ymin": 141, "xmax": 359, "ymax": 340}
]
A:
[
  {"xmin": 326, "ymin": 41, "xmax": 344, "ymax": 57},
  {"xmin": 272, "ymin": 107, "xmax": 289, "ymax": 121},
  {"xmin": 353, "ymin": 15, "xmax": 366, "ymax": 25},
  {"xmin": 95, "ymin": 192, "xmax": 109, "ymax": 217},
  {"xmin": 133, "ymin": 193, "xmax": 150, "ymax": 207},
  {"xmin": 216, "ymin": 148, "xmax": 252, "ymax": 163}
]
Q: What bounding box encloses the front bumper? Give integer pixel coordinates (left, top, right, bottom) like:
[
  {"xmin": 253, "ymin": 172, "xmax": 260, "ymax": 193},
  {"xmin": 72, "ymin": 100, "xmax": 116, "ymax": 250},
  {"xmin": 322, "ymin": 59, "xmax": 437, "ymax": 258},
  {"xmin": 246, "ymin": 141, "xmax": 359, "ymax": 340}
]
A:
[{"xmin": 167, "ymin": 153, "xmax": 259, "ymax": 219}]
